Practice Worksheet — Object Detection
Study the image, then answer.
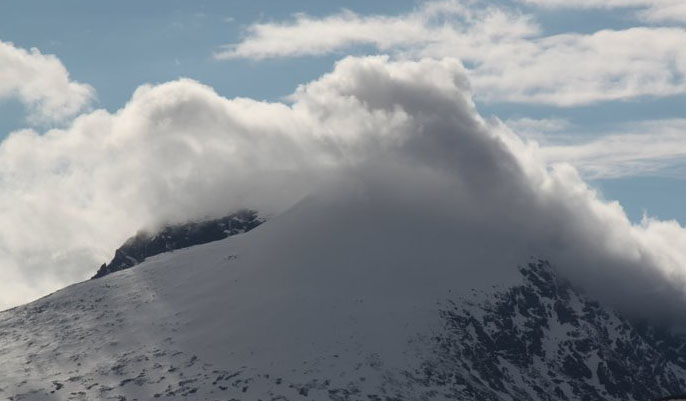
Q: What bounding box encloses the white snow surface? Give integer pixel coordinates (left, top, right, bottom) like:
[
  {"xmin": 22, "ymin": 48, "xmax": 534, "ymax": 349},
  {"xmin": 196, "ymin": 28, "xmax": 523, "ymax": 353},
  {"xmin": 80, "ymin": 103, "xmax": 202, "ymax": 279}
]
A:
[{"xmin": 0, "ymin": 176, "xmax": 527, "ymax": 400}]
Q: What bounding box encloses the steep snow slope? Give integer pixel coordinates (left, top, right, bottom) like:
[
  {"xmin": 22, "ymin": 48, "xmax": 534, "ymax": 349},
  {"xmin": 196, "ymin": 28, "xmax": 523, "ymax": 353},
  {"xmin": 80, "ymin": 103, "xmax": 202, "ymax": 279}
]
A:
[{"xmin": 2, "ymin": 178, "xmax": 686, "ymax": 400}]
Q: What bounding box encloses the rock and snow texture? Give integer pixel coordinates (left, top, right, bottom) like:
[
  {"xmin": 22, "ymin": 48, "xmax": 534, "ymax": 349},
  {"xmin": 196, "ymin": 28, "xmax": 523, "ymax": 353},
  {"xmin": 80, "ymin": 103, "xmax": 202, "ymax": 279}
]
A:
[
  {"xmin": 2, "ymin": 191, "xmax": 686, "ymax": 400},
  {"xmin": 423, "ymin": 261, "xmax": 686, "ymax": 401},
  {"xmin": 92, "ymin": 210, "xmax": 263, "ymax": 279}
]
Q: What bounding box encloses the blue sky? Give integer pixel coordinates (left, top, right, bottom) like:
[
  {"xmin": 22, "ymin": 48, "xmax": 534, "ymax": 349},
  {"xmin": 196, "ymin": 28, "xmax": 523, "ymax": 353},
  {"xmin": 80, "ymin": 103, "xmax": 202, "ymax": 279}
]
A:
[{"xmin": 1, "ymin": 0, "xmax": 684, "ymax": 224}]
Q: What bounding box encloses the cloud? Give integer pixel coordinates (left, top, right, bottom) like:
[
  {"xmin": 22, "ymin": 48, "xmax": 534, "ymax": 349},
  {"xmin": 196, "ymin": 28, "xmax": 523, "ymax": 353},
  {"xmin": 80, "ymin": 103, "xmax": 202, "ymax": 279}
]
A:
[
  {"xmin": 538, "ymin": 119, "xmax": 686, "ymax": 178},
  {"xmin": 504, "ymin": 117, "xmax": 570, "ymax": 141},
  {"xmin": 3, "ymin": 55, "xmax": 686, "ymax": 325},
  {"xmin": 519, "ymin": 0, "xmax": 686, "ymax": 23},
  {"xmin": 0, "ymin": 40, "xmax": 94, "ymax": 124},
  {"xmin": 215, "ymin": 1, "xmax": 686, "ymax": 106},
  {"xmin": 214, "ymin": 2, "xmax": 537, "ymax": 60}
]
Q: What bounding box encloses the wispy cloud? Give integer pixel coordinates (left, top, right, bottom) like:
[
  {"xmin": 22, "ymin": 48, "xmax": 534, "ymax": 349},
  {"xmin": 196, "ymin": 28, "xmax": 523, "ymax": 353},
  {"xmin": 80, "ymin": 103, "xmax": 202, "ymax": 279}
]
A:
[
  {"xmin": 528, "ymin": 119, "xmax": 686, "ymax": 178},
  {"xmin": 0, "ymin": 40, "xmax": 94, "ymax": 124},
  {"xmin": 504, "ymin": 117, "xmax": 570, "ymax": 141},
  {"xmin": 519, "ymin": 0, "xmax": 686, "ymax": 23},
  {"xmin": 214, "ymin": 3, "xmax": 538, "ymax": 61},
  {"xmin": 215, "ymin": 1, "xmax": 686, "ymax": 107}
]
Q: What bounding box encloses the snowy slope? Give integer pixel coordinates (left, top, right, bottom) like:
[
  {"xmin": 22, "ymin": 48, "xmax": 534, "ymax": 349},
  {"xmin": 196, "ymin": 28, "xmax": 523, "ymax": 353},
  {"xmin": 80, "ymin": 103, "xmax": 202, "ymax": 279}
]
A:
[{"xmin": 2, "ymin": 182, "xmax": 686, "ymax": 400}]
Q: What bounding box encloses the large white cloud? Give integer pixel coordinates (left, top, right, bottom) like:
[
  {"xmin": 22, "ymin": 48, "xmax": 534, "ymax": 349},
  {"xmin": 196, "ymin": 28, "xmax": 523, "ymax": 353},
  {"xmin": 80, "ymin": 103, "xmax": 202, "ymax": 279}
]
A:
[
  {"xmin": 0, "ymin": 40, "xmax": 94, "ymax": 123},
  {"xmin": 2, "ymin": 56, "xmax": 686, "ymax": 324},
  {"xmin": 216, "ymin": 1, "xmax": 686, "ymax": 106}
]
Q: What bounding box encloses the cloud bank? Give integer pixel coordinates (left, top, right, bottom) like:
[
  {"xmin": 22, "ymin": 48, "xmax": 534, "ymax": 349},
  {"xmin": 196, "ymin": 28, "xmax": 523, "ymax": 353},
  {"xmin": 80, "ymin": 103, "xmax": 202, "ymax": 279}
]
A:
[
  {"xmin": 216, "ymin": 1, "xmax": 686, "ymax": 106},
  {"xmin": 0, "ymin": 40, "xmax": 94, "ymax": 123},
  {"xmin": 2, "ymin": 55, "xmax": 686, "ymax": 325}
]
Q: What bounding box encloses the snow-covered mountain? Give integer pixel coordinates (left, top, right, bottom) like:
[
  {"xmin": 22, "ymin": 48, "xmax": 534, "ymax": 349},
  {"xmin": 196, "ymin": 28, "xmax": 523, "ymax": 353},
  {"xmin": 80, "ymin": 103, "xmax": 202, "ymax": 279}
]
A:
[{"xmin": 2, "ymin": 189, "xmax": 686, "ymax": 401}]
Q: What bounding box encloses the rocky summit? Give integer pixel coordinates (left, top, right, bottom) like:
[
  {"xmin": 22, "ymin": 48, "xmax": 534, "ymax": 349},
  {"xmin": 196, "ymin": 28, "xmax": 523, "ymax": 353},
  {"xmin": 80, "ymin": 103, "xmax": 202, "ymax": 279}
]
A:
[{"xmin": 92, "ymin": 210, "xmax": 262, "ymax": 279}]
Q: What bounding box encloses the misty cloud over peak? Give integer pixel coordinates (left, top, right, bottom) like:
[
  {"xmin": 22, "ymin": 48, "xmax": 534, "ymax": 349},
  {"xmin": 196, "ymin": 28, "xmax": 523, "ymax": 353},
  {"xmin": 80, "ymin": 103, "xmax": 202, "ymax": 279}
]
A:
[{"xmin": 1, "ymin": 56, "xmax": 685, "ymax": 322}]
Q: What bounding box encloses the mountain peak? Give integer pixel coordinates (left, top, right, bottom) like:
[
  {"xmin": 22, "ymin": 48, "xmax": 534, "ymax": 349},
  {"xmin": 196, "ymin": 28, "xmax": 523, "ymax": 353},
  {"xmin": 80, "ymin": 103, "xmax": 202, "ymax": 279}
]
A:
[{"xmin": 92, "ymin": 210, "xmax": 262, "ymax": 279}]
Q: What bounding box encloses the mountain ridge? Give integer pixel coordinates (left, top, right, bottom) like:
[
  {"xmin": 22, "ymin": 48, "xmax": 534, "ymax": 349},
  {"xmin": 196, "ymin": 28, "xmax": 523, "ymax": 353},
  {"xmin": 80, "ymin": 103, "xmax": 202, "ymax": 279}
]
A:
[{"xmin": 92, "ymin": 210, "xmax": 262, "ymax": 279}]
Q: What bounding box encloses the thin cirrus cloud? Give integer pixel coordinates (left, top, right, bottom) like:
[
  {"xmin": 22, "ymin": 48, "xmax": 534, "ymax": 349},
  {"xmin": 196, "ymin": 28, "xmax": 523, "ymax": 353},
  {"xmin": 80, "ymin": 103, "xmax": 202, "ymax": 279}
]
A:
[
  {"xmin": 0, "ymin": 40, "xmax": 94, "ymax": 124},
  {"xmin": 215, "ymin": 1, "xmax": 686, "ymax": 107},
  {"xmin": 504, "ymin": 117, "xmax": 570, "ymax": 140},
  {"xmin": 537, "ymin": 119, "xmax": 686, "ymax": 179},
  {"xmin": 519, "ymin": 0, "xmax": 686, "ymax": 23},
  {"xmin": 503, "ymin": 117, "xmax": 686, "ymax": 178}
]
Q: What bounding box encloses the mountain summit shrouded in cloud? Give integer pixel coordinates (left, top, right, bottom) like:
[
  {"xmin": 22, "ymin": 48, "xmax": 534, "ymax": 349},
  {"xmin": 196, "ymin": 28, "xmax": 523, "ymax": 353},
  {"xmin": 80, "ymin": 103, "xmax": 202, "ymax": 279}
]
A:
[
  {"xmin": 0, "ymin": 0, "xmax": 685, "ymax": 311},
  {"xmin": 3, "ymin": 1, "xmax": 686, "ymax": 399},
  {"xmin": 0, "ymin": 54, "xmax": 684, "ymax": 322},
  {"xmin": 3, "ymin": 56, "xmax": 686, "ymax": 399}
]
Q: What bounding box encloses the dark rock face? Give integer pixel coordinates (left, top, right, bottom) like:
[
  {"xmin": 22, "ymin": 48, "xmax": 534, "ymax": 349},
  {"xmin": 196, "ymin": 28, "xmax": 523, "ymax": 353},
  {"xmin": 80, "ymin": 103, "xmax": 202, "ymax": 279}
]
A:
[
  {"xmin": 410, "ymin": 260, "xmax": 686, "ymax": 401},
  {"xmin": 92, "ymin": 210, "xmax": 262, "ymax": 279}
]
